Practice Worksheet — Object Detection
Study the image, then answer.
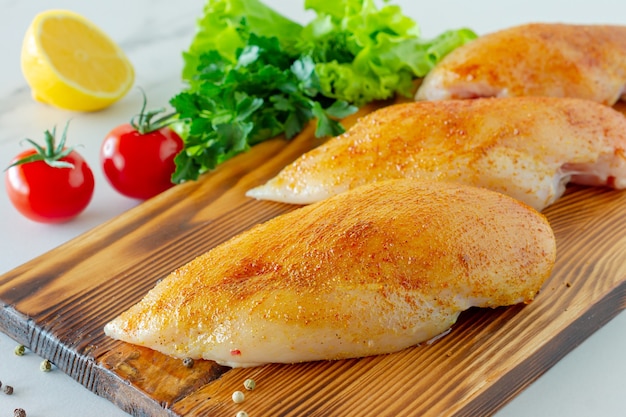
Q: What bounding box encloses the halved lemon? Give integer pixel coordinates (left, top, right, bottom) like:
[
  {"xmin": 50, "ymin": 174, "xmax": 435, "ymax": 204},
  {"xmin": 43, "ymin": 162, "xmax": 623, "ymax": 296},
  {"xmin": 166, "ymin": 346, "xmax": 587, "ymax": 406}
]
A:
[{"xmin": 21, "ymin": 10, "xmax": 135, "ymax": 112}]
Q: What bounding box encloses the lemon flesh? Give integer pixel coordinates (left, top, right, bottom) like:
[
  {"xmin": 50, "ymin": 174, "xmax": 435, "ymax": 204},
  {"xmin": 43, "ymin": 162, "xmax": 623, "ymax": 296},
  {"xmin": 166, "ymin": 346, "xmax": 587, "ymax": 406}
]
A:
[{"xmin": 21, "ymin": 10, "xmax": 134, "ymax": 112}]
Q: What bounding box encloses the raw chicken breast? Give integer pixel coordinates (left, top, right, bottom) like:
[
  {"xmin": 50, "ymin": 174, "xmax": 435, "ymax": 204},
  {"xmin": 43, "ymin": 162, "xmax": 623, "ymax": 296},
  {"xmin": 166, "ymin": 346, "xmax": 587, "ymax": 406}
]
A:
[
  {"xmin": 105, "ymin": 179, "xmax": 556, "ymax": 368},
  {"xmin": 246, "ymin": 97, "xmax": 626, "ymax": 211},
  {"xmin": 415, "ymin": 23, "xmax": 626, "ymax": 105}
]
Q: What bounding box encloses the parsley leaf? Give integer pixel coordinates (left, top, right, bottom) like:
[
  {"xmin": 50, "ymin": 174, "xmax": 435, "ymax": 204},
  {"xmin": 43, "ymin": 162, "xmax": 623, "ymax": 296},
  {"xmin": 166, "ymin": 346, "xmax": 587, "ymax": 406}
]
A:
[{"xmin": 170, "ymin": 28, "xmax": 356, "ymax": 183}]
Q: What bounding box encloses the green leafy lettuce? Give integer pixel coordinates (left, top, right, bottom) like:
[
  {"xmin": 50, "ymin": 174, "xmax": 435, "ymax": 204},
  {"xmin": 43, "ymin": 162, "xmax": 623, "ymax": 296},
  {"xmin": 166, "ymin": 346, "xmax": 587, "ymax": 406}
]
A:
[
  {"xmin": 181, "ymin": 0, "xmax": 304, "ymax": 81},
  {"xmin": 300, "ymin": 0, "xmax": 477, "ymax": 104},
  {"xmin": 170, "ymin": 0, "xmax": 477, "ymax": 183}
]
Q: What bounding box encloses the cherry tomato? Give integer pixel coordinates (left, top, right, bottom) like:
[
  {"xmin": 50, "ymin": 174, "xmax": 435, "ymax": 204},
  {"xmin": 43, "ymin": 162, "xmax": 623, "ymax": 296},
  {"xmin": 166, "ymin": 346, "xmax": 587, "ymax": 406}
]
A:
[
  {"xmin": 100, "ymin": 91, "xmax": 183, "ymax": 200},
  {"xmin": 101, "ymin": 124, "xmax": 182, "ymax": 200},
  {"xmin": 5, "ymin": 125, "xmax": 95, "ymax": 223}
]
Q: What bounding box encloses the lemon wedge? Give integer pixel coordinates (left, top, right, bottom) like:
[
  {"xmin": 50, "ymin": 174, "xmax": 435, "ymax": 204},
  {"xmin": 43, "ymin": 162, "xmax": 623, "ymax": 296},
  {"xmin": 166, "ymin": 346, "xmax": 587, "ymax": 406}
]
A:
[{"xmin": 21, "ymin": 10, "xmax": 135, "ymax": 112}]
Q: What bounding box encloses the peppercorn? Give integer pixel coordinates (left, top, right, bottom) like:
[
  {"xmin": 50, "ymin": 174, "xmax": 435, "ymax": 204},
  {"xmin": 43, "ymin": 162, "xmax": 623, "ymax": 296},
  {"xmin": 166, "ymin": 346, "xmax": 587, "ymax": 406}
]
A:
[
  {"xmin": 182, "ymin": 357, "xmax": 194, "ymax": 368},
  {"xmin": 14, "ymin": 345, "xmax": 26, "ymax": 356},
  {"xmin": 243, "ymin": 378, "xmax": 256, "ymax": 391},
  {"xmin": 40, "ymin": 359, "xmax": 52, "ymax": 372},
  {"xmin": 4, "ymin": 385, "xmax": 14, "ymax": 395},
  {"xmin": 14, "ymin": 408, "xmax": 26, "ymax": 417},
  {"xmin": 232, "ymin": 390, "xmax": 245, "ymax": 404}
]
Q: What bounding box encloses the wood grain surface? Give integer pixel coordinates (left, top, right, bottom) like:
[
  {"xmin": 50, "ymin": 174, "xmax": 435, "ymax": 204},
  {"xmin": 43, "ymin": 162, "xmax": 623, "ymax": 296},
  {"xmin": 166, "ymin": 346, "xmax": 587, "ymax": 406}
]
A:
[{"xmin": 1, "ymin": 101, "xmax": 625, "ymax": 417}]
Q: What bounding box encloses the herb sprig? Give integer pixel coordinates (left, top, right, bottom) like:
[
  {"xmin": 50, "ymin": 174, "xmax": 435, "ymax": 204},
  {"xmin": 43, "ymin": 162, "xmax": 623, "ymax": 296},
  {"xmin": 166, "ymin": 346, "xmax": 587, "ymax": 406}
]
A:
[{"xmin": 170, "ymin": 30, "xmax": 356, "ymax": 183}]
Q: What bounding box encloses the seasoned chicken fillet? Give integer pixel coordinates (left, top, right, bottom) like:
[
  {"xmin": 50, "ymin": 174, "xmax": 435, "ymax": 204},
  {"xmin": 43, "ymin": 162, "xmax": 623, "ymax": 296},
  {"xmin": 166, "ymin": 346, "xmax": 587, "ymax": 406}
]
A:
[
  {"xmin": 105, "ymin": 180, "xmax": 556, "ymax": 368},
  {"xmin": 247, "ymin": 97, "xmax": 626, "ymax": 211},
  {"xmin": 415, "ymin": 23, "xmax": 626, "ymax": 105}
]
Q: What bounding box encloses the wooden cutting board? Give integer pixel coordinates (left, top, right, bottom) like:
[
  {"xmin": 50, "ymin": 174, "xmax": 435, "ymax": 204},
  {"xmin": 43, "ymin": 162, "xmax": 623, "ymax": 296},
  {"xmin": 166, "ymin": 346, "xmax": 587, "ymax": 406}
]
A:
[{"xmin": 1, "ymin": 100, "xmax": 625, "ymax": 417}]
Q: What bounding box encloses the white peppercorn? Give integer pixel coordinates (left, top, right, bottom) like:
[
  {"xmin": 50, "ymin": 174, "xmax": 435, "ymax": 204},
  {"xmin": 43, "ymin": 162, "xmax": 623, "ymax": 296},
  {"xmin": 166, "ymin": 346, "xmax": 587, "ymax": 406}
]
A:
[{"xmin": 232, "ymin": 390, "xmax": 245, "ymax": 404}]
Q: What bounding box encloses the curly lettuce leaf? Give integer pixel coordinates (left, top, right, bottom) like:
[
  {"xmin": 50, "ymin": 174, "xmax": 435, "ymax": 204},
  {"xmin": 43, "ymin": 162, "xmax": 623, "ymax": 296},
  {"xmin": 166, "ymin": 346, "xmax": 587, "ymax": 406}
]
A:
[
  {"xmin": 182, "ymin": 0, "xmax": 303, "ymax": 82},
  {"xmin": 299, "ymin": 0, "xmax": 477, "ymax": 105}
]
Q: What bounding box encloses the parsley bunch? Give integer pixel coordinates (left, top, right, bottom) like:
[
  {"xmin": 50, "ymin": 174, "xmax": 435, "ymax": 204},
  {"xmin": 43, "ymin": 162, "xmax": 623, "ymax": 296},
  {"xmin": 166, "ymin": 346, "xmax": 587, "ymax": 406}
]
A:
[{"xmin": 170, "ymin": 31, "xmax": 356, "ymax": 183}]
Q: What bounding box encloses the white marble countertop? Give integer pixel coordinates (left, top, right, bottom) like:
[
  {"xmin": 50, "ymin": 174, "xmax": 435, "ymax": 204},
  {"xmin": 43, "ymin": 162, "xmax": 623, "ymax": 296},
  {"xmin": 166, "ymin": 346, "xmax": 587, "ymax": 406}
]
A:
[{"xmin": 1, "ymin": 1, "xmax": 625, "ymax": 416}]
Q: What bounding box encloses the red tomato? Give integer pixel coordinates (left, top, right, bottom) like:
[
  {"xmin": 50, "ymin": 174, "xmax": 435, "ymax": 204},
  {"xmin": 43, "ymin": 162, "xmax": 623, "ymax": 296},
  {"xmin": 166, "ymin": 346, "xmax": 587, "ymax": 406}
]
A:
[
  {"xmin": 100, "ymin": 124, "xmax": 183, "ymax": 200},
  {"xmin": 5, "ymin": 148, "xmax": 95, "ymax": 223}
]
